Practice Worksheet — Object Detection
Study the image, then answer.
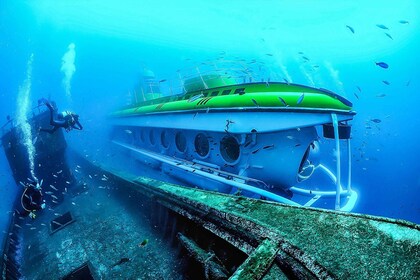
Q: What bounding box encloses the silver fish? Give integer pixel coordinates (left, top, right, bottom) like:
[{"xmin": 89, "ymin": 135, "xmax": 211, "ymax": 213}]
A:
[
  {"xmin": 251, "ymin": 99, "xmax": 259, "ymax": 107},
  {"xmin": 385, "ymin": 33, "xmax": 393, "ymax": 40},
  {"xmin": 346, "ymin": 25, "xmax": 355, "ymax": 33},
  {"xmin": 278, "ymin": 97, "xmax": 288, "ymax": 107},
  {"xmin": 297, "ymin": 93, "xmax": 305, "ymax": 104},
  {"xmin": 376, "ymin": 24, "xmax": 389, "ymax": 30}
]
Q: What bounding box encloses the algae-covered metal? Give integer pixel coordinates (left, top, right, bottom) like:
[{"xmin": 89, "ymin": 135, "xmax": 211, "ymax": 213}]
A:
[{"xmin": 115, "ymin": 172, "xmax": 419, "ymax": 279}]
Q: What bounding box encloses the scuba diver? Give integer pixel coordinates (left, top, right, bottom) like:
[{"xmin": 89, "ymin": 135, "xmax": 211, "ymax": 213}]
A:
[
  {"xmin": 39, "ymin": 99, "xmax": 83, "ymax": 134},
  {"xmin": 21, "ymin": 180, "xmax": 46, "ymax": 219}
]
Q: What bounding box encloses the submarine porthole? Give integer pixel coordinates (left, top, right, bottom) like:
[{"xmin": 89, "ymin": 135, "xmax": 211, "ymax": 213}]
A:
[
  {"xmin": 149, "ymin": 129, "xmax": 156, "ymax": 146},
  {"xmin": 220, "ymin": 136, "xmax": 240, "ymax": 163},
  {"xmin": 175, "ymin": 132, "xmax": 187, "ymax": 153},
  {"xmin": 161, "ymin": 130, "xmax": 170, "ymax": 149},
  {"xmin": 194, "ymin": 133, "xmax": 209, "ymax": 158}
]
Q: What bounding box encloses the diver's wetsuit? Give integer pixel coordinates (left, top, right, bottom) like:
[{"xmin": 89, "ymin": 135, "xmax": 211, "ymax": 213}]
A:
[{"xmin": 40, "ymin": 102, "xmax": 83, "ymax": 134}]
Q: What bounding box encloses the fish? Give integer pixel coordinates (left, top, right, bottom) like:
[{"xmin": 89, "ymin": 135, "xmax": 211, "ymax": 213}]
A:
[
  {"xmin": 57, "ymin": 170, "xmax": 63, "ymax": 174},
  {"xmin": 139, "ymin": 239, "xmax": 148, "ymax": 247},
  {"xmin": 294, "ymin": 144, "xmax": 301, "ymax": 147},
  {"xmin": 89, "ymin": 175, "xmax": 93, "ymax": 179},
  {"xmin": 51, "ymin": 195, "xmax": 58, "ymax": 200},
  {"xmin": 356, "ymin": 86, "xmax": 362, "ymax": 92},
  {"xmin": 251, "ymin": 99, "xmax": 259, "ymax": 107},
  {"xmin": 286, "ymin": 135, "xmax": 294, "ymax": 140},
  {"xmin": 66, "ymin": 181, "xmax": 71, "ymax": 184},
  {"xmin": 71, "ymin": 202, "xmax": 76, "ymax": 205},
  {"xmin": 251, "ymin": 148, "xmax": 261, "ymax": 154},
  {"xmin": 53, "ymin": 174, "xmax": 58, "ymax": 178},
  {"xmin": 406, "ymin": 80, "xmax": 411, "ymax": 86},
  {"xmin": 278, "ymin": 97, "xmax": 288, "ymax": 107},
  {"xmin": 112, "ymin": 257, "xmax": 131, "ymax": 268},
  {"xmin": 30, "ymin": 227, "xmax": 36, "ymax": 230},
  {"xmin": 371, "ymin": 119, "xmax": 381, "ymax": 123},
  {"xmin": 32, "ymin": 136, "xmax": 38, "ymax": 145},
  {"xmin": 262, "ymin": 144, "xmax": 274, "ymax": 150},
  {"xmin": 265, "ymin": 53, "xmax": 273, "ymax": 56},
  {"xmin": 385, "ymin": 33, "xmax": 393, "ymax": 40},
  {"xmin": 76, "ymin": 165, "xmax": 81, "ymax": 168},
  {"xmin": 283, "ymin": 78, "xmax": 290, "ymax": 84},
  {"xmin": 45, "ymin": 191, "xmax": 53, "ymax": 195},
  {"xmin": 297, "ymin": 93, "xmax": 305, "ymax": 104},
  {"xmin": 382, "ymin": 80, "xmax": 390, "ymax": 85},
  {"xmin": 346, "ymin": 25, "xmax": 355, "ymax": 33},
  {"xmin": 376, "ymin": 93, "xmax": 386, "ymax": 98},
  {"xmin": 375, "ymin": 62, "xmax": 389, "ymax": 69},
  {"xmin": 14, "ymin": 224, "xmax": 22, "ymax": 229},
  {"xmin": 49, "ymin": 185, "xmax": 58, "ymax": 191},
  {"xmin": 376, "ymin": 24, "xmax": 389, "ymax": 30},
  {"xmin": 101, "ymin": 178, "xmax": 108, "ymax": 181},
  {"xmin": 52, "ymin": 220, "xmax": 62, "ymax": 226},
  {"xmin": 54, "ymin": 213, "xmax": 61, "ymax": 216},
  {"xmin": 159, "ymin": 79, "xmax": 167, "ymax": 83},
  {"xmin": 302, "ymin": 56, "xmax": 310, "ymax": 61},
  {"xmin": 354, "ymin": 93, "xmax": 359, "ymax": 100},
  {"xmin": 398, "ymin": 20, "xmax": 409, "ymax": 24}
]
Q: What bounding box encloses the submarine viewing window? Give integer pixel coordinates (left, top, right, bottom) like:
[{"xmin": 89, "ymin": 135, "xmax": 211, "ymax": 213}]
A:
[
  {"xmin": 220, "ymin": 136, "xmax": 240, "ymax": 163},
  {"xmin": 149, "ymin": 130, "xmax": 156, "ymax": 146},
  {"xmin": 161, "ymin": 130, "xmax": 170, "ymax": 148},
  {"xmin": 175, "ymin": 132, "xmax": 187, "ymax": 152},
  {"xmin": 222, "ymin": 89, "xmax": 231, "ymax": 95},
  {"xmin": 211, "ymin": 91, "xmax": 219, "ymax": 96},
  {"xmin": 194, "ymin": 133, "xmax": 210, "ymax": 157}
]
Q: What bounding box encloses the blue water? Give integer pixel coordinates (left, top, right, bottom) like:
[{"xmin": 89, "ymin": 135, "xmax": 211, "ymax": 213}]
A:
[{"xmin": 1, "ymin": 1, "xmax": 419, "ymax": 246}]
